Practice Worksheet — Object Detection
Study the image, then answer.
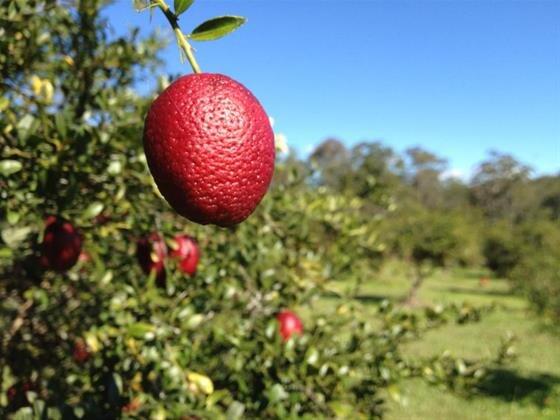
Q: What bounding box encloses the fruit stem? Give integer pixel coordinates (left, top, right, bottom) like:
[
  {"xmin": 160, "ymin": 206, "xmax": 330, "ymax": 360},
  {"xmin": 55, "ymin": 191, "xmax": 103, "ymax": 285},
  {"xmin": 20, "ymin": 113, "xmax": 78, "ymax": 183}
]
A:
[{"xmin": 154, "ymin": 0, "xmax": 202, "ymax": 74}]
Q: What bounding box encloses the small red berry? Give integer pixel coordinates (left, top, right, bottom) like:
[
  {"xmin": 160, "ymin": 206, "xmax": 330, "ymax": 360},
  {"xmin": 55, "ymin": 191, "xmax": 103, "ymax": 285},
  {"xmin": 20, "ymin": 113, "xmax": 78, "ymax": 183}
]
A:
[
  {"xmin": 136, "ymin": 233, "xmax": 167, "ymax": 287},
  {"xmin": 276, "ymin": 310, "xmax": 303, "ymax": 341},
  {"xmin": 6, "ymin": 385, "xmax": 17, "ymax": 403},
  {"xmin": 7, "ymin": 381, "xmax": 36, "ymax": 408},
  {"xmin": 41, "ymin": 216, "xmax": 82, "ymax": 272},
  {"xmin": 122, "ymin": 397, "xmax": 142, "ymax": 414},
  {"xmin": 73, "ymin": 339, "xmax": 90, "ymax": 363},
  {"xmin": 169, "ymin": 235, "xmax": 200, "ymax": 276},
  {"xmin": 78, "ymin": 250, "xmax": 91, "ymax": 263}
]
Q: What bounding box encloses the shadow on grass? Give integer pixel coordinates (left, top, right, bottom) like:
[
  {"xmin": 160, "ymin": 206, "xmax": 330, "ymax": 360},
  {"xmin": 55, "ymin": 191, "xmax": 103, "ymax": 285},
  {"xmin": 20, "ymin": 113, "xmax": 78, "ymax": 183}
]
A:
[
  {"xmin": 477, "ymin": 368, "xmax": 560, "ymax": 408},
  {"xmin": 460, "ymin": 269, "xmax": 492, "ymax": 280},
  {"xmin": 445, "ymin": 286, "xmax": 514, "ymax": 298},
  {"xmin": 353, "ymin": 294, "xmax": 392, "ymax": 304},
  {"xmin": 321, "ymin": 291, "xmax": 391, "ymax": 304}
]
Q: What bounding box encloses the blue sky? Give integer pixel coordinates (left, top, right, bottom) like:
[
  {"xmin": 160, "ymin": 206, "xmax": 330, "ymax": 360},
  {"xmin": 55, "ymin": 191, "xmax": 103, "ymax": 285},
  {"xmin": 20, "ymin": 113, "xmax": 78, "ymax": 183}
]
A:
[{"xmin": 105, "ymin": 1, "xmax": 560, "ymax": 178}]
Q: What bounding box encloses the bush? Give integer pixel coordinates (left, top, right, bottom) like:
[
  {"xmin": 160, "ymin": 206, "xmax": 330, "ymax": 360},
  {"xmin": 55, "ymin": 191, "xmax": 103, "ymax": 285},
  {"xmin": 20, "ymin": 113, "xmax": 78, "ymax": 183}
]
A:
[
  {"xmin": 482, "ymin": 224, "xmax": 522, "ymax": 278},
  {"xmin": 511, "ymin": 253, "xmax": 560, "ymax": 320},
  {"xmin": 509, "ymin": 220, "xmax": 560, "ymax": 320}
]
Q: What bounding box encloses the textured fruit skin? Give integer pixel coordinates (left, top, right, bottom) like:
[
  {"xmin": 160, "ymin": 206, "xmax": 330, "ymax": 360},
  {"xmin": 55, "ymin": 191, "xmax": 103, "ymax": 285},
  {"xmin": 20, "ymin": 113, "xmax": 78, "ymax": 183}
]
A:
[
  {"xmin": 169, "ymin": 234, "xmax": 200, "ymax": 276},
  {"xmin": 136, "ymin": 233, "xmax": 167, "ymax": 287},
  {"xmin": 143, "ymin": 73, "xmax": 275, "ymax": 227},
  {"xmin": 41, "ymin": 216, "xmax": 82, "ymax": 272},
  {"xmin": 276, "ymin": 310, "xmax": 303, "ymax": 341}
]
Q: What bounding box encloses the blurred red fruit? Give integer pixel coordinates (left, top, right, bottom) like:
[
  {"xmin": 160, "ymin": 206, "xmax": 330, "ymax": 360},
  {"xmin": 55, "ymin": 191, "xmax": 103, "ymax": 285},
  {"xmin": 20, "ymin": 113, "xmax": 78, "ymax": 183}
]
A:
[
  {"xmin": 41, "ymin": 216, "xmax": 82, "ymax": 272},
  {"xmin": 73, "ymin": 339, "xmax": 90, "ymax": 363},
  {"xmin": 276, "ymin": 310, "xmax": 303, "ymax": 341},
  {"xmin": 143, "ymin": 73, "xmax": 275, "ymax": 227},
  {"xmin": 6, "ymin": 381, "xmax": 36, "ymax": 408},
  {"xmin": 78, "ymin": 250, "xmax": 91, "ymax": 263},
  {"xmin": 122, "ymin": 397, "xmax": 142, "ymax": 414},
  {"xmin": 136, "ymin": 233, "xmax": 167, "ymax": 287},
  {"xmin": 94, "ymin": 213, "xmax": 110, "ymax": 225},
  {"xmin": 6, "ymin": 385, "xmax": 17, "ymax": 402},
  {"xmin": 169, "ymin": 235, "xmax": 200, "ymax": 276}
]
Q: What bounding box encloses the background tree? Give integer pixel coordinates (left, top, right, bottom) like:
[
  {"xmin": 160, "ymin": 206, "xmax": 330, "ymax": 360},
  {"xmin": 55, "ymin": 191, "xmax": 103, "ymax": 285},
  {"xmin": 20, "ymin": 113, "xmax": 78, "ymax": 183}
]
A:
[
  {"xmin": 470, "ymin": 151, "xmax": 532, "ymax": 220},
  {"xmin": 404, "ymin": 146, "xmax": 448, "ymax": 209}
]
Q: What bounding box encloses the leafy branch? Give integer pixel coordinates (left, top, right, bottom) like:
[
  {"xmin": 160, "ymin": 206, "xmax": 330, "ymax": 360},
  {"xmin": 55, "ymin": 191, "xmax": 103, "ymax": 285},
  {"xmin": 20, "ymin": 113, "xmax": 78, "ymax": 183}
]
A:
[{"xmin": 135, "ymin": 0, "xmax": 246, "ymax": 74}]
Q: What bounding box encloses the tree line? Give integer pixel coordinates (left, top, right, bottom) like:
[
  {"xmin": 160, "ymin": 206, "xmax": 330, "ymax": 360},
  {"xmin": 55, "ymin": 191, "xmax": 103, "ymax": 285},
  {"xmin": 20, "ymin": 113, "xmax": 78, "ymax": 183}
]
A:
[{"xmin": 282, "ymin": 139, "xmax": 560, "ymax": 316}]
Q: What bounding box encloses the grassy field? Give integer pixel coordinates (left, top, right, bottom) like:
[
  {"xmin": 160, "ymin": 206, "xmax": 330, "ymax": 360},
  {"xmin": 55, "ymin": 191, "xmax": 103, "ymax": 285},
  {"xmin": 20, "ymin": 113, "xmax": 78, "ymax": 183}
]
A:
[{"xmin": 327, "ymin": 261, "xmax": 560, "ymax": 420}]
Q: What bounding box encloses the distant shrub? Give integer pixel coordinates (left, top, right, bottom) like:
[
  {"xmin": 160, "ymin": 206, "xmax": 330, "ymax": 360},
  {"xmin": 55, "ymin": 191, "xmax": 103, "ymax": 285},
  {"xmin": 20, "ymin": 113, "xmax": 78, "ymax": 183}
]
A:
[
  {"xmin": 511, "ymin": 253, "xmax": 560, "ymax": 320},
  {"xmin": 509, "ymin": 220, "xmax": 560, "ymax": 320},
  {"xmin": 482, "ymin": 225, "xmax": 522, "ymax": 278}
]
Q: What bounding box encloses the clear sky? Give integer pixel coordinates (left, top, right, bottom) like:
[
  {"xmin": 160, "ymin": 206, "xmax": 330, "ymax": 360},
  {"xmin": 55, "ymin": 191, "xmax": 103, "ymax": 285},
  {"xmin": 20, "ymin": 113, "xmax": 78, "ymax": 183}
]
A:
[{"xmin": 104, "ymin": 0, "xmax": 560, "ymax": 178}]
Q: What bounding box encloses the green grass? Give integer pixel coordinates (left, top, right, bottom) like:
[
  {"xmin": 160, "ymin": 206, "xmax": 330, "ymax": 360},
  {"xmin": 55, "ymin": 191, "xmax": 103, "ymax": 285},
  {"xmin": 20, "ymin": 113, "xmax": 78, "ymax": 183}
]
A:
[{"xmin": 326, "ymin": 261, "xmax": 560, "ymax": 419}]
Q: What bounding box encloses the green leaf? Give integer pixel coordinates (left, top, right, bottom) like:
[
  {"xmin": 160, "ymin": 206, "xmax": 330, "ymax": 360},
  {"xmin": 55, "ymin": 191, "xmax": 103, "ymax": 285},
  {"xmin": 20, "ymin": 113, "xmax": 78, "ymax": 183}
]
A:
[
  {"xmin": 55, "ymin": 112, "xmax": 67, "ymax": 138},
  {"xmin": 267, "ymin": 384, "xmax": 288, "ymax": 403},
  {"xmin": 127, "ymin": 322, "xmax": 156, "ymax": 339},
  {"xmin": 0, "ymin": 160, "xmax": 23, "ymax": 176},
  {"xmin": 305, "ymin": 347, "xmax": 319, "ymax": 366},
  {"xmin": 0, "ymin": 96, "xmax": 9, "ymax": 112},
  {"xmin": 1, "ymin": 226, "xmax": 32, "ymax": 248},
  {"xmin": 186, "ymin": 313, "xmax": 204, "ymax": 329},
  {"xmin": 132, "ymin": 0, "xmax": 149, "ymax": 11},
  {"xmin": 11, "ymin": 407, "xmax": 34, "ymax": 420},
  {"xmin": 7, "ymin": 211, "xmax": 20, "ymax": 225},
  {"xmin": 174, "ymin": 0, "xmax": 194, "ymax": 16},
  {"xmin": 107, "ymin": 160, "xmax": 122, "ymax": 176},
  {"xmin": 0, "ymin": 247, "xmax": 13, "ymax": 258},
  {"xmin": 226, "ymin": 401, "xmax": 245, "ymax": 420},
  {"xmin": 328, "ymin": 401, "xmax": 355, "ymax": 418},
  {"xmin": 83, "ymin": 202, "xmax": 104, "ymax": 219},
  {"xmin": 17, "ymin": 114, "xmax": 35, "ymax": 132},
  {"xmin": 189, "ymin": 16, "xmax": 246, "ymax": 42},
  {"xmin": 387, "ymin": 384, "xmax": 403, "ymax": 403},
  {"xmin": 265, "ymin": 320, "xmax": 276, "ymax": 339}
]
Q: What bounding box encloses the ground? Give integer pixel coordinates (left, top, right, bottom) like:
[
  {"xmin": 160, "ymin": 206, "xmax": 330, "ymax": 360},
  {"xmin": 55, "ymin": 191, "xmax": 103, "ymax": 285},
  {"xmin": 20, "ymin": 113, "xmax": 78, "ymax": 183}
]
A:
[{"xmin": 325, "ymin": 261, "xmax": 560, "ymax": 420}]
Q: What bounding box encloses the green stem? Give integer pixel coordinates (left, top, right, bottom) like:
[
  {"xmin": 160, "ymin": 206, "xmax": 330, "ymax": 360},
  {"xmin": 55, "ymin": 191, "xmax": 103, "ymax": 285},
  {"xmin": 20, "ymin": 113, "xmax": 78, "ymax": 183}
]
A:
[{"xmin": 154, "ymin": 0, "xmax": 201, "ymax": 74}]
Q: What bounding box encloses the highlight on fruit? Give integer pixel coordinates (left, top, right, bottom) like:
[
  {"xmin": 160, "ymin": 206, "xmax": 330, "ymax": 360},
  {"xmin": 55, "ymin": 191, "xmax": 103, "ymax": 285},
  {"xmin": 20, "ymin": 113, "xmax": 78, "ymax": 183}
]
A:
[
  {"xmin": 169, "ymin": 234, "xmax": 200, "ymax": 276},
  {"xmin": 276, "ymin": 310, "xmax": 304, "ymax": 342},
  {"xmin": 136, "ymin": 232, "xmax": 201, "ymax": 285}
]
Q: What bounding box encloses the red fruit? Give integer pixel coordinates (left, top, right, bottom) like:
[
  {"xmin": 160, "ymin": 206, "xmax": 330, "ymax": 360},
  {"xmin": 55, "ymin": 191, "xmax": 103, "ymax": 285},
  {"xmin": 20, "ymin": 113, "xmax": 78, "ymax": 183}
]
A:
[
  {"xmin": 41, "ymin": 216, "xmax": 82, "ymax": 272},
  {"xmin": 122, "ymin": 397, "xmax": 142, "ymax": 414},
  {"xmin": 6, "ymin": 381, "xmax": 36, "ymax": 408},
  {"xmin": 136, "ymin": 233, "xmax": 167, "ymax": 286},
  {"xmin": 94, "ymin": 213, "xmax": 111, "ymax": 225},
  {"xmin": 78, "ymin": 250, "xmax": 91, "ymax": 263},
  {"xmin": 169, "ymin": 235, "xmax": 200, "ymax": 276},
  {"xmin": 143, "ymin": 73, "xmax": 275, "ymax": 227},
  {"xmin": 73, "ymin": 339, "xmax": 90, "ymax": 363},
  {"xmin": 276, "ymin": 310, "xmax": 303, "ymax": 341},
  {"xmin": 6, "ymin": 385, "xmax": 17, "ymax": 403}
]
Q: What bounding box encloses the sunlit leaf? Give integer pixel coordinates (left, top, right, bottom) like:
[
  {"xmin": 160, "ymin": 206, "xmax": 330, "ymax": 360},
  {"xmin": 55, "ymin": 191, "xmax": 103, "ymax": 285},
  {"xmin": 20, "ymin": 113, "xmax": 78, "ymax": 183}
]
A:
[
  {"xmin": 174, "ymin": 0, "xmax": 194, "ymax": 16},
  {"xmin": 189, "ymin": 16, "xmax": 246, "ymax": 41},
  {"xmin": 0, "ymin": 160, "xmax": 23, "ymax": 176}
]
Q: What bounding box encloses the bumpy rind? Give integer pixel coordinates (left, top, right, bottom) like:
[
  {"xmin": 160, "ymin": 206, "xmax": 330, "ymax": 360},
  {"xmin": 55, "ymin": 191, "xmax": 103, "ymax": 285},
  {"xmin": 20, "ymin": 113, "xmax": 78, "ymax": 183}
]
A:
[{"xmin": 143, "ymin": 73, "xmax": 275, "ymax": 227}]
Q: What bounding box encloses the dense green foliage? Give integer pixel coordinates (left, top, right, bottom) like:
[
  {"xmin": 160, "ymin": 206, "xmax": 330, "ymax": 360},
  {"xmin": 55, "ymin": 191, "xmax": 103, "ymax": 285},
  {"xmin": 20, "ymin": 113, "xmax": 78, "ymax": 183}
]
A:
[{"xmin": 0, "ymin": 0, "xmax": 556, "ymax": 418}]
